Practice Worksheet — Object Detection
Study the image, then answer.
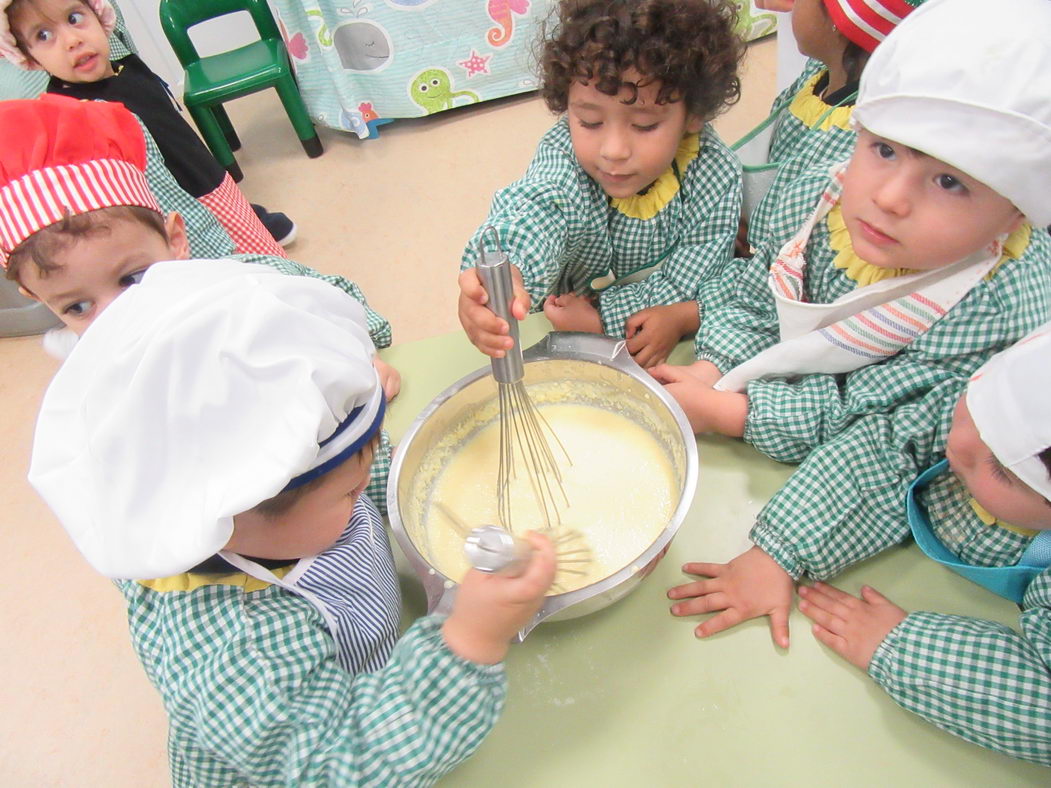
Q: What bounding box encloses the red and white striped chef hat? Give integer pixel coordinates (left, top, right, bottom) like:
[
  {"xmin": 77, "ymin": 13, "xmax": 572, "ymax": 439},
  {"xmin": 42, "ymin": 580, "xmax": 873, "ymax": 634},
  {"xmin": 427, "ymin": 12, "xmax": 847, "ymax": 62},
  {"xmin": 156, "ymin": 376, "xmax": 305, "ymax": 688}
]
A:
[
  {"xmin": 0, "ymin": 94, "xmax": 159, "ymax": 269},
  {"xmin": 822, "ymin": 0, "xmax": 926, "ymax": 52}
]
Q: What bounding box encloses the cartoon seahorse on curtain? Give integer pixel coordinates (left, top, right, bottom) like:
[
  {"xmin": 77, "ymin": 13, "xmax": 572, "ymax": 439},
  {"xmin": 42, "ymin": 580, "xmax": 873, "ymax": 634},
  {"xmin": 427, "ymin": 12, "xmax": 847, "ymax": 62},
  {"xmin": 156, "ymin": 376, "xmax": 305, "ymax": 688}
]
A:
[{"xmin": 487, "ymin": 0, "xmax": 529, "ymax": 47}]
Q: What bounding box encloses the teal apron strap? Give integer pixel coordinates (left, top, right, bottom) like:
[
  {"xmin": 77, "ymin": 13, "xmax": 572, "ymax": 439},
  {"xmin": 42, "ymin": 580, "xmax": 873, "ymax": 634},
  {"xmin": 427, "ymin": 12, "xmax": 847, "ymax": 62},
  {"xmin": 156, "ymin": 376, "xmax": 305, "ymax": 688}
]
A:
[{"xmin": 907, "ymin": 459, "xmax": 1051, "ymax": 605}]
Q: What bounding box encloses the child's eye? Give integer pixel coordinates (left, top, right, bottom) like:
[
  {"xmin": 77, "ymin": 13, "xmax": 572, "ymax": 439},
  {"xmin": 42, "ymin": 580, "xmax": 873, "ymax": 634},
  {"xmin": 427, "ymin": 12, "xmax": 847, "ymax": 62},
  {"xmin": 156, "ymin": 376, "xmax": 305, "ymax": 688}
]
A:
[
  {"xmin": 934, "ymin": 173, "xmax": 967, "ymax": 193},
  {"xmin": 63, "ymin": 299, "xmax": 93, "ymax": 317},
  {"xmin": 577, "ymin": 119, "xmax": 601, "ymax": 130},
  {"xmin": 873, "ymin": 142, "xmax": 896, "ymax": 160},
  {"xmin": 986, "ymin": 454, "xmax": 1012, "ymax": 484},
  {"xmin": 68, "ymin": 10, "xmax": 85, "ymax": 24},
  {"xmin": 118, "ymin": 269, "xmax": 148, "ymax": 288},
  {"xmin": 633, "ymin": 123, "xmax": 659, "ymax": 132},
  {"xmin": 34, "ymin": 28, "xmax": 53, "ymax": 43}
]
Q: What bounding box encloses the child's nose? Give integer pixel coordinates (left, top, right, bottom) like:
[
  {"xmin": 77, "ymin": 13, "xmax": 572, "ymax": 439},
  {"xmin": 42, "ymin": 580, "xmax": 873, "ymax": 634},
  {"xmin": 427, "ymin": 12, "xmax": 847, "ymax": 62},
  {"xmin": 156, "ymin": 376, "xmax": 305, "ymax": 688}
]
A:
[
  {"xmin": 871, "ymin": 172, "xmax": 912, "ymax": 216},
  {"xmin": 60, "ymin": 29, "xmax": 82, "ymax": 49},
  {"xmin": 599, "ymin": 128, "xmax": 630, "ymax": 162}
]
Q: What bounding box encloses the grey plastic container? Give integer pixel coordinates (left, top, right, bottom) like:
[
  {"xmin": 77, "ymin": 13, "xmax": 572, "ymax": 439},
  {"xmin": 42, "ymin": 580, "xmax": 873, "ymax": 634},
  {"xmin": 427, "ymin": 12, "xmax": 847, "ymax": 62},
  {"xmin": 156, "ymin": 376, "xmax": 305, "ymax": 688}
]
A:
[{"xmin": 0, "ymin": 276, "xmax": 61, "ymax": 337}]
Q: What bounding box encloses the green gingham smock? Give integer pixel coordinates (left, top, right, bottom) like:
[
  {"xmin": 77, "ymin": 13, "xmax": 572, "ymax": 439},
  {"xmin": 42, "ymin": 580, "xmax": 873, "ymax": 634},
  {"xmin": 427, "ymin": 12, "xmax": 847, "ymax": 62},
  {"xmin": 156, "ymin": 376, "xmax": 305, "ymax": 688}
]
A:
[
  {"xmin": 695, "ymin": 167, "xmax": 1051, "ymax": 465},
  {"xmin": 869, "ymin": 471, "xmax": 1051, "ymax": 766},
  {"xmin": 746, "ymin": 60, "xmax": 858, "ymax": 249},
  {"xmin": 119, "ymin": 576, "xmax": 504, "ymax": 786},
  {"xmin": 461, "ymin": 117, "xmax": 741, "ymax": 337},
  {"xmin": 744, "ymin": 348, "xmax": 1051, "ymax": 764}
]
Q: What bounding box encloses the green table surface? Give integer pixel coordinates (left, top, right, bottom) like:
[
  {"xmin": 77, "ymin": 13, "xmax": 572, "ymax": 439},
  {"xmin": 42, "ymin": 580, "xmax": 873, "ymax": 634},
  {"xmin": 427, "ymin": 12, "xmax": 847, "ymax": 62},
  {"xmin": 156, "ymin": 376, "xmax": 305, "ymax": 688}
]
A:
[{"xmin": 379, "ymin": 315, "xmax": 1047, "ymax": 786}]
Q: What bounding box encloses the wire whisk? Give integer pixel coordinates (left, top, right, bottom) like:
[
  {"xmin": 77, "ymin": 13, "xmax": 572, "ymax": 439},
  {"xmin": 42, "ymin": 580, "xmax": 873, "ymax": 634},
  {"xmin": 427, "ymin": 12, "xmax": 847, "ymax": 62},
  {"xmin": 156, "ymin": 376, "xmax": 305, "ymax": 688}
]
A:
[
  {"xmin": 436, "ymin": 502, "xmax": 592, "ymax": 591},
  {"xmin": 476, "ymin": 228, "xmax": 570, "ymax": 532}
]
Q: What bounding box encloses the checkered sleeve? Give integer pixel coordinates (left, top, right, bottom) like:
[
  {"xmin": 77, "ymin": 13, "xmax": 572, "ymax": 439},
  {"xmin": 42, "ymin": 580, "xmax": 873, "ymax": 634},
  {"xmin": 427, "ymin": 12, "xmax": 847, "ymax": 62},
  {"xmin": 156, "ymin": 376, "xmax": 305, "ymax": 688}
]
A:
[
  {"xmin": 364, "ymin": 429, "xmax": 392, "ymax": 516},
  {"xmin": 744, "ymin": 237, "xmax": 1051, "ymax": 464},
  {"xmin": 693, "ymin": 171, "xmax": 829, "ymax": 366},
  {"xmin": 749, "ymin": 379, "xmax": 958, "ymax": 579},
  {"xmin": 232, "ymin": 253, "xmax": 393, "ymax": 348},
  {"xmin": 461, "ymin": 122, "xmax": 606, "ymax": 309},
  {"xmin": 136, "ymin": 118, "xmax": 238, "ymax": 260},
  {"xmin": 868, "ymin": 573, "xmax": 1051, "ymax": 766},
  {"xmin": 596, "ymin": 130, "xmax": 741, "ymax": 336},
  {"xmin": 161, "ymin": 610, "xmax": 505, "ymax": 787}
]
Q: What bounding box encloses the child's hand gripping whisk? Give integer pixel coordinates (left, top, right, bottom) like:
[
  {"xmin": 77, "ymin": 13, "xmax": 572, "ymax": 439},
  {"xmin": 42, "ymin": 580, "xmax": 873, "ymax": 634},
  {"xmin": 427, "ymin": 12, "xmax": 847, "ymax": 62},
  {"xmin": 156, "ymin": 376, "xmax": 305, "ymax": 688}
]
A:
[
  {"xmin": 475, "ymin": 228, "xmax": 570, "ymax": 532},
  {"xmin": 438, "ymin": 503, "xmax": 592, "ymax": 594}
]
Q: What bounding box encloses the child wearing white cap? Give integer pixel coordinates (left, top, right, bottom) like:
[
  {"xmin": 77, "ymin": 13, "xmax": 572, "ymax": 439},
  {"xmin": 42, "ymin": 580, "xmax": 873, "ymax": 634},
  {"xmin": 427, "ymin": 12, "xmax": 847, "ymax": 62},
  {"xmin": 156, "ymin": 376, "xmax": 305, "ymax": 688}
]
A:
[
  {"xmin": 661, "ymin": 0, "xmax": 1051, "ymax": 645},
  {"xmin": 793, "ymin": 323, "xmax": 1051, "ymax": 765},
  {"xmin": 28, "ymin": 258, "xmax": 557, "ymax": 786},
  {"xmin": 628, "ymin": 0, "xmax": 930, "ymax": 366},
  {"xmin": 740, "ymin": 0, "xmax": 927, "ymax": 252}
]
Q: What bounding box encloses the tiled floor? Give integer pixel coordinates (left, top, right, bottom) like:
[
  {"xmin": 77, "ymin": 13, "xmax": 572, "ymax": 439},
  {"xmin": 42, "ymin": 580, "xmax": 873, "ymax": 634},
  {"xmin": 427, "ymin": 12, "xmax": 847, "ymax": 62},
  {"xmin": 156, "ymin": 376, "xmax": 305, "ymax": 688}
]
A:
[{"xmin": 0, "ymin": 37, "xmax": 776, "ymax": 784}]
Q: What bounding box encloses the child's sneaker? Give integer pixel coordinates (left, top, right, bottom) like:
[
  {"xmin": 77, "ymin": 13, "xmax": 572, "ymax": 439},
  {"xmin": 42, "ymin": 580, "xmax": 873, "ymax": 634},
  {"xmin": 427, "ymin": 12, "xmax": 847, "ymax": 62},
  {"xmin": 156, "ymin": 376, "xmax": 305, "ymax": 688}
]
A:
[{"xmin": 251, "ymin": 204, "xmax": 298, "ymax": 247}]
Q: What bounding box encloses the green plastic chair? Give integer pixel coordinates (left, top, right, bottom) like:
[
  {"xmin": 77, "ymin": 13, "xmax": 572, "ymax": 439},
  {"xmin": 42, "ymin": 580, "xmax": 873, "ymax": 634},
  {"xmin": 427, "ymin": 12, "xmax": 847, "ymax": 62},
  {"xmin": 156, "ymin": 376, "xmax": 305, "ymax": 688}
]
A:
[{"xmin": 158, "ymin": 0, "xmax": 322, "ymax": 182}]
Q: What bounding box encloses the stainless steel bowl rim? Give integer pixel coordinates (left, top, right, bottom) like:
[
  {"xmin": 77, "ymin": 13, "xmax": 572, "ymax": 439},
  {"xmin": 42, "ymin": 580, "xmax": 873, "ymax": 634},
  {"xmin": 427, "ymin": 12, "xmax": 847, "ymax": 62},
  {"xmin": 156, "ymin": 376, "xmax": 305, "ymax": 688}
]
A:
[{"xmin": 387, "ymin": 331, "xmax": 699, "ymax": 631}]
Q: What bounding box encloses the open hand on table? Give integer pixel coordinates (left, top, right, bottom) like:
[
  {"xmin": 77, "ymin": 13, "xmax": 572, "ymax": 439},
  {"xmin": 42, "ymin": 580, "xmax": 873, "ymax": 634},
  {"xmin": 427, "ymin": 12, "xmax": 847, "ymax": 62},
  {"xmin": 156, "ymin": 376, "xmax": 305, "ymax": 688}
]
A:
[
  {"xmin": 457, "ymin": 266, "xmax": 530, "ymax": 358},
  {"xmin": 798, "ymin": 582, "xmax": 907, "ymax": 671},
  {"xmin": 624, "ymin": 302, "xmax": 700, "ymax": 368},
  {"xmin": 543, "ymin": 292, "xmax": 603, "ymax": 333},
  {"xmin": 442, "ymin": 531, "xmax": 557, "ymax": 664},
  {"xmin": 648, "ymin": 362, "xmax": 746, "ymax": 436},
  {"xmin": 668, "ymin": 545, "xmax": 795, "ymax": 648},
  {"xmin": 372, "ymin": 357, "xmax": 401, "ymax": 402}
]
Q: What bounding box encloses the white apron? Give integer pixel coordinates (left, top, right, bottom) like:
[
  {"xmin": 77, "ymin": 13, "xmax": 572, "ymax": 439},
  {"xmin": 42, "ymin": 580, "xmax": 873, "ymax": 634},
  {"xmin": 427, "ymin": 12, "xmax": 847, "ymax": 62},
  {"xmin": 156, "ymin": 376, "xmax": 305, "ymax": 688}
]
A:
[
  {"xmin": 715, "ymin": 164, "xmax": 1007, "ymax": 394},
  {"xmin": 220, "ymin": 495, "xmax": 401, "ymax": 673}
]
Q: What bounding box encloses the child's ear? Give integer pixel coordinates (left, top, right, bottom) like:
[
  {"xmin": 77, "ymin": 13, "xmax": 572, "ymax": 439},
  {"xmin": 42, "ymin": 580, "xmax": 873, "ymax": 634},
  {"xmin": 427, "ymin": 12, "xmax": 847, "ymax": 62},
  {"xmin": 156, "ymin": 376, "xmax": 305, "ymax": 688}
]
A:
[
  {"xmin": 685, "ymin": 114, "xmax": 705, "ymax": 135},
  {"xmin": 17, "ymin": 284, "xmax": 40, "ymax": 302},
  {"xmin": 163, "ymin": 212, "xmax": 190, "ymax": 259}
]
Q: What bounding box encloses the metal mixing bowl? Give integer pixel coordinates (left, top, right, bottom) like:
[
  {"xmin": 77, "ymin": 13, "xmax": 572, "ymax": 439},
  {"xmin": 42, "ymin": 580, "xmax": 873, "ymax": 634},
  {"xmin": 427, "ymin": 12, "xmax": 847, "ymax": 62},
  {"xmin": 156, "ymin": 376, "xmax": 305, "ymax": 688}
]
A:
[{"xmin": 387, "ymin": 332, "xmax": 698, "ymax": 638}]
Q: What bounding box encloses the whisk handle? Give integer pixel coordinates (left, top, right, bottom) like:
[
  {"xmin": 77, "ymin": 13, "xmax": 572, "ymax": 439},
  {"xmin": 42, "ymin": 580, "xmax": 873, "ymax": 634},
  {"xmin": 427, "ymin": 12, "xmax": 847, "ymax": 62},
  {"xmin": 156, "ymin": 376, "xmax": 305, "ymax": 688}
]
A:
[
  {"xmin": 464, "ymin": 525, "xmax": 532, "ymax": 576},
  {"xmin": 476, "ymin": 236, "xmax": 524, "ymax": 384}
]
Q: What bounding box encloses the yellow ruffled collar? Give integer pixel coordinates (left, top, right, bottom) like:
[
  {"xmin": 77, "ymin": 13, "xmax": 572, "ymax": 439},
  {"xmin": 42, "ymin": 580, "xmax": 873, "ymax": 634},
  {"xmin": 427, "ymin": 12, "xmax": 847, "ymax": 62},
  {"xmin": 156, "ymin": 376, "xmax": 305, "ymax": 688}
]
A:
[
  {"xmin": 970, "ymin": 498, "xmax": 1039, "ymax": 538},
  {"xmin": 138, "ymin": 563, "xmax": 293, "ymax": 592},
  {"xmin": 827, "ymin": 203, "xmax": 1032, "ymax": 288},
  {"xmin": 788, "ymin": 71, "xmax": 854, "ymax": 133},
  {"xmin": 609, "ymin": 133, "xmax": 700, "ymax": 220}
]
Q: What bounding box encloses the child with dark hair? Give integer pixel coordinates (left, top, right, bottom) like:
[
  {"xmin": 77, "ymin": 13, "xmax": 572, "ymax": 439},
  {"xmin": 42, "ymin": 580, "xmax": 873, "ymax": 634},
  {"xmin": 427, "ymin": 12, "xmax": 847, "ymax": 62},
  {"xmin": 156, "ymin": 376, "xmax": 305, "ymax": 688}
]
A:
[
  {"xmin": 28, "ymin": 258, "xmax": 557, "ymax": 785},
  {"xmin": 796, "ymin": 324, "xmax": 1051, "ymax": 765},
  {"xmin": 0, "ymin": 0, "xmax": 297, "ymax": 254},
  {"xmin": 458, "ymin": 0, "xmax": 744, "ymax": 365}
]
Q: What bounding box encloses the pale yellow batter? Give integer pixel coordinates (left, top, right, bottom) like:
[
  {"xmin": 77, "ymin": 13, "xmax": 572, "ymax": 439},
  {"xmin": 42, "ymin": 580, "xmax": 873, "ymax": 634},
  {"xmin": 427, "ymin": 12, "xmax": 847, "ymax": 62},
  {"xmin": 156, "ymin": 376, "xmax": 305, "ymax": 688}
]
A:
[{"xmin": 424, "ymin": 403, "xmax": 678, "ymax": 594}]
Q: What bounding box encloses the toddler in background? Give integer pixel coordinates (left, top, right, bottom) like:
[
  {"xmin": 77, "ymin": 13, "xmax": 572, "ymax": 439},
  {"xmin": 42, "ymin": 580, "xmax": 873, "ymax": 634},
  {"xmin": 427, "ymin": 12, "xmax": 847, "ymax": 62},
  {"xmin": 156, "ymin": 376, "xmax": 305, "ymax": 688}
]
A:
[
  {"xmin": 663, "ymin": 0, "xmax": 1051, "ymax": 643},
  {"xmin": 798, "ymin": 324, "xmax": 1051, "ymax": 766},
  {"xmin": 27, "ymin": 258, "xmax": 557, "ymax": 786},
  {"xmin": 0, "ymin": 0, "xmax": 295, "ymax": 254},
  {"xmin": 458, "ymin": 0, "xmax": 744, "ymax": 368}
]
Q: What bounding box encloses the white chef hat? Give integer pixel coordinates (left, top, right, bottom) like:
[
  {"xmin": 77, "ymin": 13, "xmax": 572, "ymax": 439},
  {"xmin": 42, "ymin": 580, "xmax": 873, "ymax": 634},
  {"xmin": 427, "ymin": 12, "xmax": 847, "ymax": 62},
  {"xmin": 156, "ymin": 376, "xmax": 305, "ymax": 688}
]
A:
[
  {"xmin": 966, "ymin": 322, "xmax": 1051, "ymax": 502},
  {"xmin": 852, "ymin": 0, "xmax": 1051, "ymax": 226},
  {"xmin": 28, "ymin": 259, "xmax": 384, "ymax": 579}
]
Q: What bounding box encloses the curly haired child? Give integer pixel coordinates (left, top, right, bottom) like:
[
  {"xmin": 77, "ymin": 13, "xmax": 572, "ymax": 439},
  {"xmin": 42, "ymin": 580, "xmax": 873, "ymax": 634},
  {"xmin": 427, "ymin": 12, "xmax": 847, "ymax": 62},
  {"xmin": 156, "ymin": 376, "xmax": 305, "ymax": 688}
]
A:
[{"xmin": 458, "ymin": 0, "xmax": 744, "ymax": 367}]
